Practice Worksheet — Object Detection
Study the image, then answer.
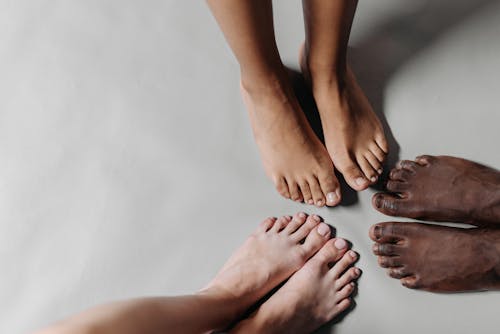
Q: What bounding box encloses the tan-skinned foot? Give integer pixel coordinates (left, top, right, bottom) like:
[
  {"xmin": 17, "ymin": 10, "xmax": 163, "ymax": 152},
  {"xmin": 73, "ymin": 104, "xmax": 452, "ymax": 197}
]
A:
[
  {"xmin": 300, "ymin": 43, "xmax": 388, "ymax": 191},
  {"xmin": 202, "ymin": 213, "xmax": 333, "ymax": 317},
  {"xmin": 231, "ymin": 238, "xmax": 360, "ymax": 334},
  {"xmin": 241, "ymin": 70, "xmax": 341, "ymax": 207}
]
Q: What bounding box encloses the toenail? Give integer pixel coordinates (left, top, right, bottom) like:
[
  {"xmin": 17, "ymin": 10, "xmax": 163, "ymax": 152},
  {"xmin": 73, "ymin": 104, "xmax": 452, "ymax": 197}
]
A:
[
  {"xmin": 317, "ymin": 223, "xmax": 330, "ymax": 237},
  {"xmin": 374, "ymin": 196, "xmax": 382, "ymax": 208},
  {"xmin": 377, "ymin": 168, "xmax": 383, "ymax": 174},
  {"xmin": 312, "ymin": 215, "xmax": 321, "ymax": 222},
  {"xmin": 355, "ymin": 268, "xmax": 361, "ymax": 276},
  {"xmin": 299, "ymin": 212, "xmax": 306, "ymax": 218},
  {"xmin": 334, "ymin": 238, "xmax": 347, "ymax": 249},
  {"xmin": 370, "ymin": 176, "xmax": 377, "ymax": 182},
  {"xmin": 373, "ymin": 225, "xmax": 382, "ymax": 239},
  {"xmin": 355, "ymin": 177, "xmax": 367, "ymax": 186},
  {"xmin": 349, "ymin": 250, "xmax": 357, "ymax": 259},
  {"xmin": 326, "ymin": 192, "xmax": 338, "ymax": 204},
  {"xmin": 308, "ymin": 199, "xmax": 314, "ymax": 204},
  {"xmin": 316, "ymin": 200, "xmax": 323, "ymax": 206}
]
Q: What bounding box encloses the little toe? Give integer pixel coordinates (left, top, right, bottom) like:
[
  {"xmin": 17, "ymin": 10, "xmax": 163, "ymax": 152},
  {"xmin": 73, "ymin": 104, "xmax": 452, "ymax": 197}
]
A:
[
  {"xmin": 387, "ymin": 266, "xmax": 412, "ymax": 279},
  {"xmin": 292, "ymin": 214, "xmax": 322, "ymax": 241},
  {"xmin": 372, "ymin": 193, "xmax": 412, "ymax": 217},
  {"xmin": 284, "ymin": 212, "xmax": 308, "ymax": 234},
  {"xmin": 386, "ymin": 180, "xmax": 409, "ymax": 194},
  {"xmin": 377, "ymin": 256, "xmax": 402, "ymax": 268},
  {"xmin": 308, "ymin": 177, "xmax": 326, "ymax": 207},
  {"xmin": 365, "ymin": 151, "xmax": 383, "ymax": 176},
  {"xmin": 336, "ymin": 281, "xmax": 356, "ymax": 301},
  {"xmin": 372, "ymin": 243, "xmax": 403, "ymax": 256},
  {"xmin": 370, "ymin": 142, "xmax": 387, "ymax": 163},
  {"xmin": 389, "ymin": 168, "xmax": 412, "ymax": 182},
  {"xmin": 369, "ymin": 222, "xmax": 411, "ymax": 243},
  {"xmin": 330, "ymin": 250, "xmax": 358, "ymax": 278},
  {"xmin": 288, "ymin": 180, "xmax": 303, "ymax": 202},
  {"xmin": 301, "ymin": 222, "xmax": 333, "ymax": 255},
  {"xmin": 396, "ymin": 160, "xmax": 419, "ymax": 173},
  {"xmin": 271, "ymin": 215, "xmax": 291, "ymax": 232},
  {"xmin": 357, "ymin": 155, "xmax": 379, "ymax": 184},
  {"xmin": 274, "ymin": 176, "xmax": 290, "ymax": 199},
  {"xmin": 335, "ymin": 267, "xmax": 361, "ymax": 289},
  {"xmin": 258, "ymin": 217, "xmax": 277, "ymax": 233},
  {"xmin": 336, "ymin": 158, "xmax": 369, "ymax": 191},
  {"xmin": 400, "ymin": 276, "xmax": 420, "ymax": 289},
  {"xmin": 298, "ymin": 181, "xmax": 313, "ymax": 205},
  {"xmin": 317, "ymin": 171, "xmax": 341, "ymax": 207}
]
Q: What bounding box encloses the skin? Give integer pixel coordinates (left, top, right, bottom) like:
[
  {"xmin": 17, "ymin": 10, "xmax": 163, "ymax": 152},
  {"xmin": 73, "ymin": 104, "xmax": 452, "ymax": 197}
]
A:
[
  {"xmin": 369, "ymin": 222, "xmax": 500, "ymax": 292},
  {"xmin": 206, "ymin": 0, "xmax": 388, "ymax": 206},
  {"xmin": 38, "ymin": 213, "xmax": 360, "ymax": 334},
  {"xmin": 373, "ymin": 155, "xmax": 500, "ymax": 225}
]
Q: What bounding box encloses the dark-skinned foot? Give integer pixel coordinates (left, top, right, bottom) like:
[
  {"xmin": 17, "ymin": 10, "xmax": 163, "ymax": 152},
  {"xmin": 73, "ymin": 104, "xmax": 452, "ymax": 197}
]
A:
[
  {"xmin": 372, "ymin": 155, "xmax": 500, "ymax": 225},
  {"xmin": 369, "ymin": 222, "xmax": 500, "ymax": 292}
]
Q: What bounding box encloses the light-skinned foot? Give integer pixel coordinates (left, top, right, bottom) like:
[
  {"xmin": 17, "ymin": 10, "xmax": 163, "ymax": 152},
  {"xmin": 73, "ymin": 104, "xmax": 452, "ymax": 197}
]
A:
[
  {"xmin": 241, "ymin": 70, "xmax": 341, "ymax": 207},
  {"xmin": 202, "ymin": 212, "xmax": 334, "ymax": 317},
  {"xmin": 373, "ymin": 155, "xmax": 500, "ymax": 225},
  {"xmin": 231, "ymin": 238, "xmax": 360, "ymax": 333},
  {"xmin": 300, "ymin": 43, "xmax": 388, "ymax": 191},
  {"xmin": 369, "ymin": 222, "xmax": 500, "ymax": 292}
]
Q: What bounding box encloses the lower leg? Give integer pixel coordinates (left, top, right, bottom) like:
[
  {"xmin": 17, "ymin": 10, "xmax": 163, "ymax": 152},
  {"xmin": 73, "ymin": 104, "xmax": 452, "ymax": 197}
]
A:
[
  {"xmin": 37, "ymin": 292, "xmax": 242, "ymax": 334},
  {"xmin": 301, "ymin": 0, "xmax": 388, "ymax": 190},
  {"xmin": 207, "ymin": 0, "xmax": 341, "ymax": 206}
]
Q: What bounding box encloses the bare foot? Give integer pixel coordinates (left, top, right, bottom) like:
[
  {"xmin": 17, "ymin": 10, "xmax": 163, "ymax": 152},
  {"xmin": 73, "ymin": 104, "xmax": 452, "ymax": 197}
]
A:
[
  {"xmin": 369, "ymin": 222, "xmax": 500, "ymax": 292},
  {"xmin": 241, "ymin": 71, "xmax": 341, "ymax": 207},
  {"xmin": 300, "ymin": 44, "xmax": 388, "ymax": 191},
  {"xmin": 373, "ymin": 155, "xmax": 500, "ymax": 225},
  {"xmin": 202, "ymin": 213, "xmax": 333, "ymax": 317},
  {"xmin": 231, "ymin": 238, "xmax": 360, "ymax": 333}
]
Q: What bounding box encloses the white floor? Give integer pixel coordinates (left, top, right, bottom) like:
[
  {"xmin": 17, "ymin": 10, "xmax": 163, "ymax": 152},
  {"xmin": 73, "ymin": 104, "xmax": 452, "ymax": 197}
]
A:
[{"xmin": 1, "ymin": 1, "xmax": 499, "ymax": 333}]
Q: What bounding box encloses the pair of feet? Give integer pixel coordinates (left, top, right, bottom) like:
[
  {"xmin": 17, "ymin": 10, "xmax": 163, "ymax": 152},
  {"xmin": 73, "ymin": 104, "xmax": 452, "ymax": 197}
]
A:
[
  {"xmin": 370, "ymin": 155, "xmax": 500, "ymax": 292},
  {"xmin": 241, "ymin": 44, "xmax": 388, "ymax": 207},
  {"xmin": 202, "ymin": 213, "xmax": 360, "ymax": 333}
]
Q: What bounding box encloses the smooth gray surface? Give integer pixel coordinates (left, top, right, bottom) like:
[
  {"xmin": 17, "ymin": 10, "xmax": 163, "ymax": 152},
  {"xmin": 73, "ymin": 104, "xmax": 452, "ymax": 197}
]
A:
[{"xmin": 1, "ymin": 1, "xmax": 499, "ymax": 333}]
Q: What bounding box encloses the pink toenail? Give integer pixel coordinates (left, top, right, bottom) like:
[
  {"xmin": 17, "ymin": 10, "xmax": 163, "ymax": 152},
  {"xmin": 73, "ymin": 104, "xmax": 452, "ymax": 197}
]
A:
[
  {"xmin": 377, "ymin": 169, "xmax": 383, "ymax": 174},
  {"xmin": 349, "ymin": 250, "xmax": 357, "ymax": 259},
  {"xmin": 308, "ymin": 199, "xmax": 314, "ymax": 204},
  {"xmin": 334, "ymin": 239, "xmax": 347, "ymax": 249},
  {"xmin": 355, "ymin": 177, "xmax": 367, "ymax": 186},
  {"xmin": 299, "ymin": 212, "xmax": 306, "ymax": 218},
  {"xmin": 370, "ymin": 176, "xmax": 377, "ymax": 182},
  {"xmin": 316, "ymin": 200, "xmax": 323, "ymax": 206},
  {"xmin": 317, "ymin": 223, "xmax": 330, "ymax": 236},
  {"xmin": 355, "ymin": 268, "xmax": 361, "ymax": 276},
  {"xmin": 312, "ymin": 215, "xmax": 321, "ymax": 222},
  {"xmin": 326, "ymin": 192, "xmax": 338, "ymax": 204}
]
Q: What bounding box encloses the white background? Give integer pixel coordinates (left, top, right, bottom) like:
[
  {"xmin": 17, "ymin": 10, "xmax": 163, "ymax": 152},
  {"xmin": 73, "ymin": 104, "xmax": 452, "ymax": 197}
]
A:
[{"xmin": 1, "ymin": 0, "xmax": 499, "ymax": 333}]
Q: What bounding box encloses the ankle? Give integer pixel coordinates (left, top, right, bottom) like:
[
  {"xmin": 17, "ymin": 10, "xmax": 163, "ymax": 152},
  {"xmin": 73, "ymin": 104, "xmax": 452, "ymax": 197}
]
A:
[{"xmin": 240, "ymin": 66, "xmax": 290, "ymax": 97}]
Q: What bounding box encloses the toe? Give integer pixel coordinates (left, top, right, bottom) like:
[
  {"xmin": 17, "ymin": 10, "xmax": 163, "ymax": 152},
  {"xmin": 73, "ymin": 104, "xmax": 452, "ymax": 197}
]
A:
[
  {"xmin": 288, "ymin": 180, "xmax": 303, "ymax": 202},
  {"xmin": 258, "ymin": 217, "xmax": 277, "ymax": 233},
  {"xmin": 396, "ymin": 160, "xmax": 419, "ymax": 173},
  {"xmin": 310, "ymin": 238, "xmax": 349, "ymax": 267},
  {"xmin": 317, "ymin": 171, "xmax": 341, "ymax": 207},
  {"xmin": 298, "ymin": 180, "xmax": 313, "ymax": 205},
  {"xmin": 335, "ymin": 267, "xmax": 361, "ymax": 289},
  {"xmin": 415, "ymin": 154, "xmax": 435, "ymax": 166},
  {"xmin": 274, "ymin": 176, "xmax": 290, "ymax": 199},
  {"xmin": 400, "ymin": 276, "xmax": 420, "ymax": 289},
  {"xmin": 389, "ymin": 168, "xmax": 412, "ymax": 182},
  {"xmin": 284, "ymin": 212, "xmax": 307, "ymax": 234},
  {"xmin": 357, "ymin": 155, "xmax": 379, "ymax": 184},
  {"xmin": 386, "ymin": 180, "xmax": 409, "ymax": 194},
  {"xmin": 370, "ymin": 142, "xmax": 387, "ymax": 163},
  {"xmin": 369, "ymin": 222, "xmax": 409, "ymax": 243},
  {"xmin": 387, "ymin": 266, "xmax": 412, "ymax": 279},
  {"xmin": 375, "ymin": 135, "xmax": 389, "ymax": 154},
  {"xmin": 308, "ymin": 176, "xmax": 326, "ymax": 207},
  {"xmin": 292, "ymin": 214, "xmax": 321, "ymax": 241},
  {"xmin": 377, "ymin": 256, "xmax": 402, "ymax": 268},
  {"xmin": 365, "ymin": 151, "xmax": 383, "ymax": 175},
  {"xmin": 335, "ymin": 156, "xmax": 369, "ymax": 191},
  {"xmin": 335, "ymin": 298, "xmax": 352, "ymax": 313},
  {"xmin": 271, "ymin": 215, "xmax": 292, "ymax": 232},
  {"xmin": 372, "ymin": 243, "xmax": 403, "ymax": 256},
  {"xmin": 336, "ymin": 281, "xmax": 356, "ymax": 301},
  {"xmin": 330, "ymin": 250, "xmax": 358, "ymax": 278},
  {"xmin": 301, "ymin": 222, "xmax": 333, "ymax": 255},
  {"xmin": 372, "ymin": 193, "xmax": 412, "ymax": 217}
]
